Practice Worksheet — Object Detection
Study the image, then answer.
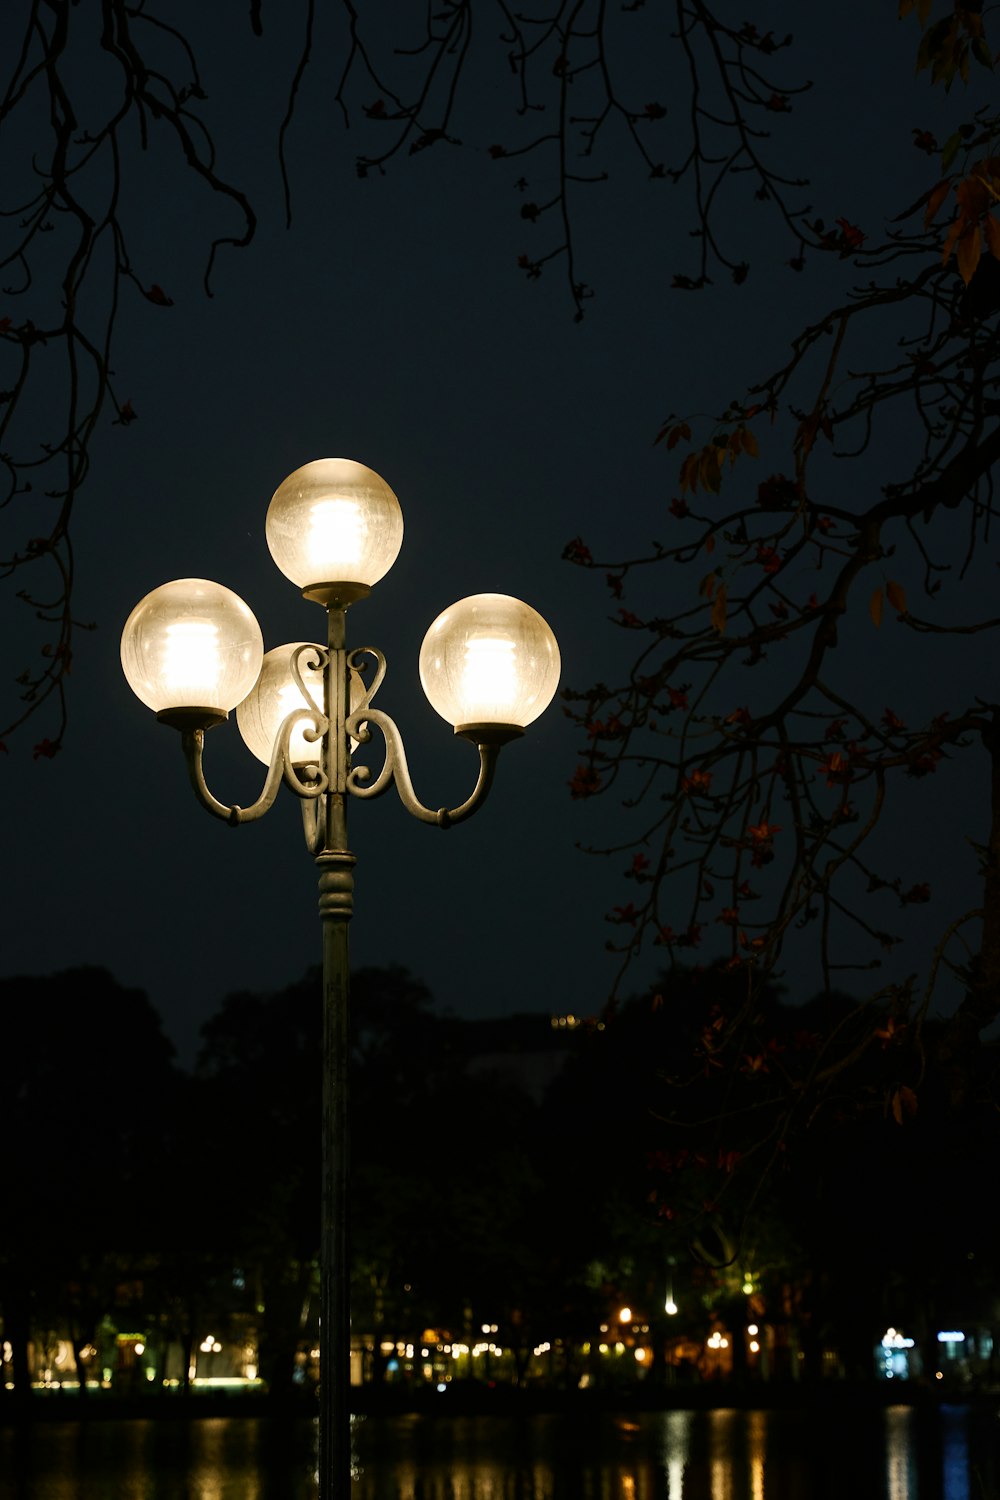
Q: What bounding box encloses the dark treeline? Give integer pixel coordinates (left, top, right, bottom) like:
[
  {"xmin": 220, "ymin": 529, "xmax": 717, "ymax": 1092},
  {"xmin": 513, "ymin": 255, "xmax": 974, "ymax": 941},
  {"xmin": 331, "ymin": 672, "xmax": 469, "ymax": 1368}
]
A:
[{"xmin": 1, "ymin": 964, "xmax": 997, "ymax": 1407}]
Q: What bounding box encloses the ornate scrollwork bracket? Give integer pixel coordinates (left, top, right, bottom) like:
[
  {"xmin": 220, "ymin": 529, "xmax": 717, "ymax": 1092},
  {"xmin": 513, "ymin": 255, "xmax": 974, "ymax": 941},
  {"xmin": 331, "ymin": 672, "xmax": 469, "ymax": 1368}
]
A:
[
  {"xmin": 344, "ymin": 645, "xmax": 504, "ymax": 828},
  {"xmin": 181, "ymin": 703, "xmax": 329, "ymax": 826}
]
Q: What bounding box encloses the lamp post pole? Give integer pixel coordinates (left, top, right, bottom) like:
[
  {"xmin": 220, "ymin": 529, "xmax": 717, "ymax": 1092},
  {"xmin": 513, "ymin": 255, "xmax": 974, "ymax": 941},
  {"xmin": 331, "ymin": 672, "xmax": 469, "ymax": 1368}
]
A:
[
  {"xmin": 316, "ymin": 601, "xmax": 355, "ymax": 1494},
  {"xmin": 121, "ymin": 460, "xmax": 561, "ymax": 1499}
]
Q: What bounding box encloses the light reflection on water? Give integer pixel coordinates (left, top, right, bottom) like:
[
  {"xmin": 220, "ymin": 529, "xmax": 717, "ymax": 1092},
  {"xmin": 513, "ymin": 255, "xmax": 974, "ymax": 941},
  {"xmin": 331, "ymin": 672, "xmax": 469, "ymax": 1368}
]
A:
[
  {"xmin": 0, "ymin": 1404, "xmax": 995, "ymax": 1499},
  {"xmin": 886, "ymin": 1406, "xmax": 915, "ymax": 1500},
  {"xmin": 941, "ymin": 1407, "xmax": 970, "ymax": 1500}
]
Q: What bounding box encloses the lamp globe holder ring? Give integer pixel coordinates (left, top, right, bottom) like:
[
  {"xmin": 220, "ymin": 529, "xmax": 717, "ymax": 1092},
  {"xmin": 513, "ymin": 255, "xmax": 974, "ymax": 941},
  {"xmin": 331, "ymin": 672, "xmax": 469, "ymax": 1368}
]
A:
[
  {"xmin": 454, "ymin": 722, "xmax": 525, "ymax": 746},
  {"xmin": 156, "ymin": 706, "xmax": 229, "ymax": 732},
  {"xmin": 301, "ymin": 582, "xmax": 372, "ymax": 609}
]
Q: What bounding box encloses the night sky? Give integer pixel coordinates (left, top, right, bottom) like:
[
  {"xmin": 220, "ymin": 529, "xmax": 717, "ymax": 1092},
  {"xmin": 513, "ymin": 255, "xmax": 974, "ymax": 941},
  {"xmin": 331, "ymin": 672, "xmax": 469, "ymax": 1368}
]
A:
[{"xmin": 2, "ymin": 3, "xmax": 982, "ymax": 1065}]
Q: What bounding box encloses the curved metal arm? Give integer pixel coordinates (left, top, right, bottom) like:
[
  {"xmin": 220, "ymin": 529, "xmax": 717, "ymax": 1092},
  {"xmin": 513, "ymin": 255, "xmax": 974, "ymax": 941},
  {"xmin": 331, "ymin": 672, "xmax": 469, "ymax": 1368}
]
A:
[
  {"xmin": 345, "ymin": 705, "xmax": 501, "ymax": 828},
  {"xmin": 181, "ymin": 708, "xmax": 328, "ymax": 827}
]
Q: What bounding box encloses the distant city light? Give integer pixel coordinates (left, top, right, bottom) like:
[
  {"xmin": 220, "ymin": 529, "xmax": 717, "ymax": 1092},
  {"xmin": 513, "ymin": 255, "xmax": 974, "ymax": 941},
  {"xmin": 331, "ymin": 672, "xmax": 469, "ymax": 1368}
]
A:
[
  {"xmin": 881, "ymin": 1328, "xmax": 914, "ymax": 1349},
  {"xmin": 937, "ymin": 1331, "xmax": 966, "ymax": 1343}
]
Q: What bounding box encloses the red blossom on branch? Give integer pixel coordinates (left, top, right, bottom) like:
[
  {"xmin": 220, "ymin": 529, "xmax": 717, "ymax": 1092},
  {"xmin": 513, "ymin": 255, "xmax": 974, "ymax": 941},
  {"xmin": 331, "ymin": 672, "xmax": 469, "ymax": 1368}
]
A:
[
  {"xmin": 819, "ymin": 750, "xmax": 851, "ymax": 787},
  {"xmin": 756, "ymin": 544, "xmax": 782, "ymax": 573},
  {"xmin": 568, "ymin": 764, "xmax": 600, "ymax": 798},
  {"xmin": 834, "ymin": 216, "xmax": 866, "ymax": 250},
  {"xmin": 562, "ymin": 535, "xmax": 592, "ymax": 565}
]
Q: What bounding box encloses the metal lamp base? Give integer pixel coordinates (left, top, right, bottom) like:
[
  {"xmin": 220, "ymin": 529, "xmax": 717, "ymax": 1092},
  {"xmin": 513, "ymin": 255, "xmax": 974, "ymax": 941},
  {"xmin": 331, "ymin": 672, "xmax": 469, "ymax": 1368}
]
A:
[{"xmin": 454, "ymin": 722, "xmax": 525, "ymax": 746}]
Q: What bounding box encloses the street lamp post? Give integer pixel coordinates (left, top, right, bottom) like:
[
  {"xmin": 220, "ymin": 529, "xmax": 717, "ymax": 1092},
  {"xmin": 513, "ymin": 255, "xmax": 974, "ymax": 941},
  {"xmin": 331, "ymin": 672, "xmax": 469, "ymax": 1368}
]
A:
[{"xmin": 120, "ymin": 459, "xmax": 560, "ymax": 1499}]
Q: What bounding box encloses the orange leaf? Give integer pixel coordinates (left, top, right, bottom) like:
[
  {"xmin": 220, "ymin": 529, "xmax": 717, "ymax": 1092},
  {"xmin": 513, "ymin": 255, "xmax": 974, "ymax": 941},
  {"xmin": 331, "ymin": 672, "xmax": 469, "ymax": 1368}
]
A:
[
  {"xmin": 870, "ymin": 587, "xmax": 884, "ymax": 628},
  {"xmin": 986, "ymin": 214, "xmax": 1000, "ymax": 259},
  {"xmin": 956, "ymin": 223, "xmax": 982, "ymax": 285},
  {"xmin": 891, "ymin": 1089, "xmax": 903, "ymax": 1125},
  {"xmin": 741, "ymin": 427, "xmax": 759, "ymax": 457},
  {"xmin": 704, "ymin": 533, "xmax": 715, "ymax": 555},
  {"xmin": 886, "ymin": 579, "xmax": 908, "ymax": 614},
  {"xmin": 700, "ymin": 446, "xmax": 723, "ymax": 494},
  {"xmin": 711, "ymin": 583, "xmax": 728, "ymax": 635},
  {"xmin": 699, "ymin": 570, "xmax": 718, "ymax": 599},
  {"xmin": 924, "ymin": 177, "xmax": 952, "ymax": 226}
]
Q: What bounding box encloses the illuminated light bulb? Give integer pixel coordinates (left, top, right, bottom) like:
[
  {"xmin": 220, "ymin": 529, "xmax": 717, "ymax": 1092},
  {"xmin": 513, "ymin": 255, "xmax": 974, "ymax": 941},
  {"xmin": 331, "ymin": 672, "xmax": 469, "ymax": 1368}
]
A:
[
  {"xmin": 309, "ymin": 498, "xmax": 364, "ymax": 569},
  {"xmin": 463, "ymin": 636, "xmax": 517, "ymax": 709},
  {"xmin": 665, "ymin": 1299, "xmax": 678, "ymax": 1316},
  {"xmin": 619, "ymin": 1307, "xmax": 632, "ymax": 1324},
  {"xmin": 163, "ymin": 619, "xmax": 219, "ymax": 693},
  {"xmin": 134, "ymin": 1343, "xmax": 145, "ymax": 1357},
  {"xmin": 747, "ymin": 1324, "xmax": 758, "ymax": 1336},
  {"xmin": 749, "ymin": 1340, "xmax": 760, "ymax": 1353},
  {"xmin": 634, "ymin": 1348, "xmax": 647, "ymax": 1362}
]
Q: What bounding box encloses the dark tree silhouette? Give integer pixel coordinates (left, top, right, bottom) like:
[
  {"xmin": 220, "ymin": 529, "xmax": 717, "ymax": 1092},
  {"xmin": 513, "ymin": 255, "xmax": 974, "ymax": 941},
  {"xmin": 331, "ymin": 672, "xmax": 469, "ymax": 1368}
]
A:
[{"xmin": 0, "ymin": 966, "xmax": 179, "ymax": 1405}]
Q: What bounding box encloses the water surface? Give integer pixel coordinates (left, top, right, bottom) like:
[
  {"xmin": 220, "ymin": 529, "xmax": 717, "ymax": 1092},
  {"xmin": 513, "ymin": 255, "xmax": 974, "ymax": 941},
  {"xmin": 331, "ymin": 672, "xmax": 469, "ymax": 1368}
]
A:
[{"xmin": 0, "ymin": 1404, "xmax": 995, "ymax": 1499}]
